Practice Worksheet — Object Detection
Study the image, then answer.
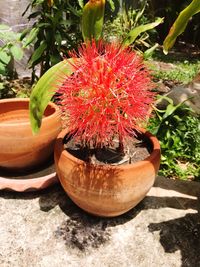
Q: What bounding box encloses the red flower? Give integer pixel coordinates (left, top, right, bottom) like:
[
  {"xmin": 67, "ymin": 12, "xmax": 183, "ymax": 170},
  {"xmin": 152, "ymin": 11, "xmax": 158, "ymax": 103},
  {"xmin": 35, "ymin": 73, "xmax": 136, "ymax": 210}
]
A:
[{"xmin": 57, "ymin": 41, "xmax": 155, "ymax": 147}]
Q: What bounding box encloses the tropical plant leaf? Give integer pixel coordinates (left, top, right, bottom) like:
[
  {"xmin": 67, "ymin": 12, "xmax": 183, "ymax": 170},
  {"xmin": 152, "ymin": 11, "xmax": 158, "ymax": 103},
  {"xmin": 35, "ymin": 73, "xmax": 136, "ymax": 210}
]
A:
[
  {"xmin": 23, "ymin": 27, "xmax": 39, "ymax": 47},
  {"xmin": 20, "ymin": 28, "xmax": 30, "ymax": 41},
  {"xmin": 77, "ymin": 0, "xmax": 84, "ymax": 8},
  {"xmin": 143, "ymin": 43, "xmax": 159, "ymax": 59},
  {"xmin": 0, "ymin": 50, "xmax": 11, "ymax": 64},
  {"xmin": 10, "ymin": 45, "xmax": 24, "ymax": 60},
  {"xmin": 82, "ymin": 0, "xmax": 105, "ymax": 41},
  {"xmin": 122, "ymin": 17, "xmax": 164, "ymax": 47},
  {"xmin": 107, "ymin": 0, "xmax": 115, "ymax": 12},
  {"xmin": 29, "ymin": 59, "xmax": 74, "ymax": 133},
  {"xmin": 29, "ymin": 41, "xmax": 47, "ymax": 65},
  {"xmin": 163, "ymin": 0, "xmax": 200, "ymax": 54}
]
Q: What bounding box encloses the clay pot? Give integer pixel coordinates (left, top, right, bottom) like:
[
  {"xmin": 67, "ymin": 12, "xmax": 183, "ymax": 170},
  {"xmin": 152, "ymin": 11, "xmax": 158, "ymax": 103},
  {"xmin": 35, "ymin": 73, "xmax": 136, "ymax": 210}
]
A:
[
  {"xmin": 0, "ymin": 98, "xmax": 61, "ymax": 171},
  {"xmin": 54, "ymin": 129, "xmax": 161, "ymax": 217}
]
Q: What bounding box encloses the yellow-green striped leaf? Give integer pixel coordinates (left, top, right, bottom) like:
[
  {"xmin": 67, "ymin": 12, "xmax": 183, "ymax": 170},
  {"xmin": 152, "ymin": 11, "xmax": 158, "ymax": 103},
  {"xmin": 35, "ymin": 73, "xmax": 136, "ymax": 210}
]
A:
[
  {"xmin": 163, "ymin": 0, "xmax": 200, "ymax": 54},
  {"xmin": 29, "ymin": 59, "xmax": 74, "ymax": 134}
]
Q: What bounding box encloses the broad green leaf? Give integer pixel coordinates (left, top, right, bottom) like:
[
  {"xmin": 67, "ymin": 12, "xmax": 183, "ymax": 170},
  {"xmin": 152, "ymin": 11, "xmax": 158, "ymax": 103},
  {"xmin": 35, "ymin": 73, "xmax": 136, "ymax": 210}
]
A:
[
  {"xmin": 29, "ymin": 59, "xmax": 74, "ymax": 134},
  {"xmin": 23, "ymin": 28, "xmax": 39, "ymax": 47},
  {"xmin": 10, "ymin": 45, "xmax": 23, "ymax": 60},
  {"xmin": 29, "ymin": 41, "xmax": 47, "ymax": 65},
  {"xmin": 0, "ymin": 50, "xmax": 11, "ymax": 64},
  {"xmin": 122, "ymin": 17, "xmax": 164, "ymax": 47},
  {"xmin": 82, "ymin": 0, "xmax": 105, "ymax": 41},
  {"xmin": 163, "ymin": 0, "xmax": 200, "ymax": 54}
]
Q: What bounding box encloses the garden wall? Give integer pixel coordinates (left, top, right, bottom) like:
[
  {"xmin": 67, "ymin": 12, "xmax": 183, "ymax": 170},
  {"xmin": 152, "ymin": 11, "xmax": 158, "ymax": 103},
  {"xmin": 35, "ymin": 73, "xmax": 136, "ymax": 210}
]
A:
[{"xmin": 0, "ymin": 0, "xmax": 31, "ymax": 32}]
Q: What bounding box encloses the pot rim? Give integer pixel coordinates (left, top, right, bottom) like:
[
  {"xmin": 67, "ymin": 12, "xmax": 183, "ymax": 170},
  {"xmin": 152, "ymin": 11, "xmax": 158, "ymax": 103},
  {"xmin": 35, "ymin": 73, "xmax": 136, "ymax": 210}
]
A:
[
  {"xmin": 0, "ymin": 98, "xmax": 60, "ymax": 127},
  {"xmin": 55, "ymin": 127, "xmax": 161, "ymax": 170}
]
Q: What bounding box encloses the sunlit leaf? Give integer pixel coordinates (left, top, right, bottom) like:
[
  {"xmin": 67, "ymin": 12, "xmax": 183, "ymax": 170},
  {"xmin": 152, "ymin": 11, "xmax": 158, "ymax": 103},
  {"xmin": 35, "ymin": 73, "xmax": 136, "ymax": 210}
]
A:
[
  {"xmin": 23, "ymin": 28, "xmax": 39, "ymax": 47},
  {"xmin": 10, "ymin": 45, "xmax": 23, "ymax": 60},
  {"xmin": 0, "ymin": 50, "xmax": 11, "ymax": 64},
  {"xmin": 29, "ymin": 59, "xmax": 74, "ymax": 133},
  {"xmin": 82, "ymin": 0, "xmax": 105, "ymax": 41},
  {"xmin": 122, "ymin": 17, "xmax": 164, "ymax": 47},
  {"xmin": 163, "ymin": 0, "xmax": 200, "ymax": 54},
  {"xmin": 29, "ymin": 41, "xmax": 47, "ymax": 65}
]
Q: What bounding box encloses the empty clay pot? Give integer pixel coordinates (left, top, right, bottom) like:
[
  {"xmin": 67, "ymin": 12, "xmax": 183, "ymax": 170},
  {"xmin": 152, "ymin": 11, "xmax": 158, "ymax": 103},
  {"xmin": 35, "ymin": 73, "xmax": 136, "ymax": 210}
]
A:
[
  {"xmin": 54, "ymin": 128, "xmax": 161, "ymax": 217},
  {"xmin": 0, "ymin": 98, "xmax": 61, "ymax": 171}
]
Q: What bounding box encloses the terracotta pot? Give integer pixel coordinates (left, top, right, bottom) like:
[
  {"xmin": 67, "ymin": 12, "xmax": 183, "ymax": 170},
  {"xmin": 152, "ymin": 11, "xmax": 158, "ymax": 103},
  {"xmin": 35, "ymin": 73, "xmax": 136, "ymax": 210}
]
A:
[
  {"xmin": 54, "ymin": 129, "xmax": 161, "ymax": 217},
  {"xmin": 0, "ymin": 98, "xmax": 61, "ymax": 171}
]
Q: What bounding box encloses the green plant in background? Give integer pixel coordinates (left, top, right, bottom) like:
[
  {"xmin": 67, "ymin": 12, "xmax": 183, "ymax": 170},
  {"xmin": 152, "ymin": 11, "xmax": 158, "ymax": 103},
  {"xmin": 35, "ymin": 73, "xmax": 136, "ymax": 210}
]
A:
[
  {"xmin": 148, "ymin": 96, "xmax": 200, "ymax": 180},
  {"xmin": 151, "ymin": 60, "xmax": 200, "ymax": 84},
  {"xmin": 103, "ymin": 1, "xmax": 163, "ymax": 58},
  {"xmin": 21, "ymin": 0, "xmax": 84, "ymax": 81},
  {"xmin": 0, "ymin": 24, "xmax": 24, "ymax": 78},
  {"xmin": 163, "ymin": 0, "xmax": 200, "ymax": 54}
]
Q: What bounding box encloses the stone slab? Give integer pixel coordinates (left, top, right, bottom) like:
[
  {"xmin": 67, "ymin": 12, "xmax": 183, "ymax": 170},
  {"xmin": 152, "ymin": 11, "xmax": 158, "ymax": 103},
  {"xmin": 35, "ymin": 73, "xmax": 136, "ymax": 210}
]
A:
[{"xmin": 0, "ymin": 176, "xmax": 200, "ymax": 267}]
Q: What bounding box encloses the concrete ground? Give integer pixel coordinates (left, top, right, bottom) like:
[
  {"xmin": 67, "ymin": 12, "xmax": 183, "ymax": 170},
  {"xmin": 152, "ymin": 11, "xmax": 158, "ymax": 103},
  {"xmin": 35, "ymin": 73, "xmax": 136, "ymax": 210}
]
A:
[{"xmin": 0, "ymin": 176, "xmax": 200, "ymax": 267}]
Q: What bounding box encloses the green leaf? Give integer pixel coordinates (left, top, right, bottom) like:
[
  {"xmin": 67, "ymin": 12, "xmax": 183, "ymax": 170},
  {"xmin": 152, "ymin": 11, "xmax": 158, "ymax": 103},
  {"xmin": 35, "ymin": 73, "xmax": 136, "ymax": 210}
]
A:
[
  {"xmin": 0, "ymin": 62, "xmax": 6, "ymax": 75},
  {"xmin": 107, "ymin": 0, "xmax": 115, "ymax": 12},
  {"xmin": 122, "ymin": 17, "xmax": 164, "ymax": 47},
  {"xmin": 163, "ymin": 104, "xmax": 177, "ymax": 119},
  {"xmin": 143, "ymin": 43, "xmax": 159, "ymax": 59},
  {"xmin": 28, "ymin": 11, "xmax": 41, "ymax": 20},
  {"xmin": 37, "ymin": 23, "xmax": 51, "ymax": 28},
  {"xmin": 77, "ymin": 0, "xmax": 84, "ymax": 8},
  {"xmin": 29, "ymin": 41, "xmax": 47, "ymax": 65},
  {"xmin": 50, "ymin": 53, "xmax": 61, "ymax": 65},
  {"xmin": 29, "ymin": 59, "xmax": 75, "ymax": 133},
  {"xmin": 82, "ymin": 0, "xmax": 105, "ymax": 41},
  {"xmin": 20, "ymin": 28, "xmax": 30, "ymax": 41},
  {"xmin": 163, "ymin": 0, "xmax": 200, "ymax": 54},
  {"xmin": 134, "ymin": 4, "xmax": 146, "ymax": 27},
  {"xmin": 23, "ymin": 28, "xmax": 39, "ymax": 47},
  {"xmin": 10, "ymin": 45, "xmax": 23, "ymax": 60},
  {"xmin": 0, "ymin": 50, "xmax": 11, "ymax": 64}
]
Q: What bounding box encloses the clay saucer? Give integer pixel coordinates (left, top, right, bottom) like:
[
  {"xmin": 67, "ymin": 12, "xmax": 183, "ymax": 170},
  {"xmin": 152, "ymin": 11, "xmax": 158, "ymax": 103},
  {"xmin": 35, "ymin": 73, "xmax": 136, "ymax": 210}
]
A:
[{"xmin": 0, "ymin": 159, "xmax": 58, "ymax": 192}]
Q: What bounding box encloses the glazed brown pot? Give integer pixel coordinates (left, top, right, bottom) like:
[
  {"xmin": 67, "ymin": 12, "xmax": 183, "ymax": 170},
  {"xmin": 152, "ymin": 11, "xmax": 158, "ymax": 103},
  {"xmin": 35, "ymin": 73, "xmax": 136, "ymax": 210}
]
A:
[
  {"xmin": 0, "ymin": 98, "xmax": 61, "ymax": 171},
  {"xmin": 54, "ymin": 129, "xmax": 161, "ymax": 217}
]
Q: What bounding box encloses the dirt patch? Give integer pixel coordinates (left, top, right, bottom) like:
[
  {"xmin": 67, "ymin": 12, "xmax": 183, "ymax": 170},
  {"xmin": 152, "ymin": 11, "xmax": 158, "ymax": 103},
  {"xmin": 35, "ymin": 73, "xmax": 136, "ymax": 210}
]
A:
[{"xmin": 55, "ymin": 213, "xmax": 110, "ymax": 251}]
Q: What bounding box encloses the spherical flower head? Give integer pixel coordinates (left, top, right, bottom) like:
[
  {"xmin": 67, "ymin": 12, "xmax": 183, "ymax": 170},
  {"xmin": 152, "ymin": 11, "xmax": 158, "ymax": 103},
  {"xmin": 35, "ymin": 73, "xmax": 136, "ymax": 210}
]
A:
[{"xmin": 57, "ymin": 40, "xmax": 155, "ymax": 147}]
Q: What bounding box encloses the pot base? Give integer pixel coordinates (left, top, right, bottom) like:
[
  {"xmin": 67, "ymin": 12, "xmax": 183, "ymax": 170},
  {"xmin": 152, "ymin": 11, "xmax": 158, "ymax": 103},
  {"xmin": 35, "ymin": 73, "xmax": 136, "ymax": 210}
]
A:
[{"xmin": 0, "ymin": 159, "xmax": 58, "ymax": 192}]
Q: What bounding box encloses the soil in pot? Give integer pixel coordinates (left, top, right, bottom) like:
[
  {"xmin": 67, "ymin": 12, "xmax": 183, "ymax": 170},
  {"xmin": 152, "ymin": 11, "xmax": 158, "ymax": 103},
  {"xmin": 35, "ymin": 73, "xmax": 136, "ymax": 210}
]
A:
[{"xmin": 63, "ymin": 130, "xmax": 152, "ymax": 166}]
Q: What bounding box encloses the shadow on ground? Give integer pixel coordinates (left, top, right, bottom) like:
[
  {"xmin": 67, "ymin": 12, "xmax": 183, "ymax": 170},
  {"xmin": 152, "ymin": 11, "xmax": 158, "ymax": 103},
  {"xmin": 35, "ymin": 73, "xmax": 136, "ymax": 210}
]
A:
[
  {"xmin": 1, "ymin": 176, "xmax": 200, "ymax": 265},
  {"xmin": 38, "ymin": 176, "xmax": 200, "ymax": 263},
  {"xmin": 148, "ymin": 178, "xmax": 200, "ymax": 267},
  {"xmin": 38, "ymin": 184, "xmax": 142, "ymax": 251}
]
